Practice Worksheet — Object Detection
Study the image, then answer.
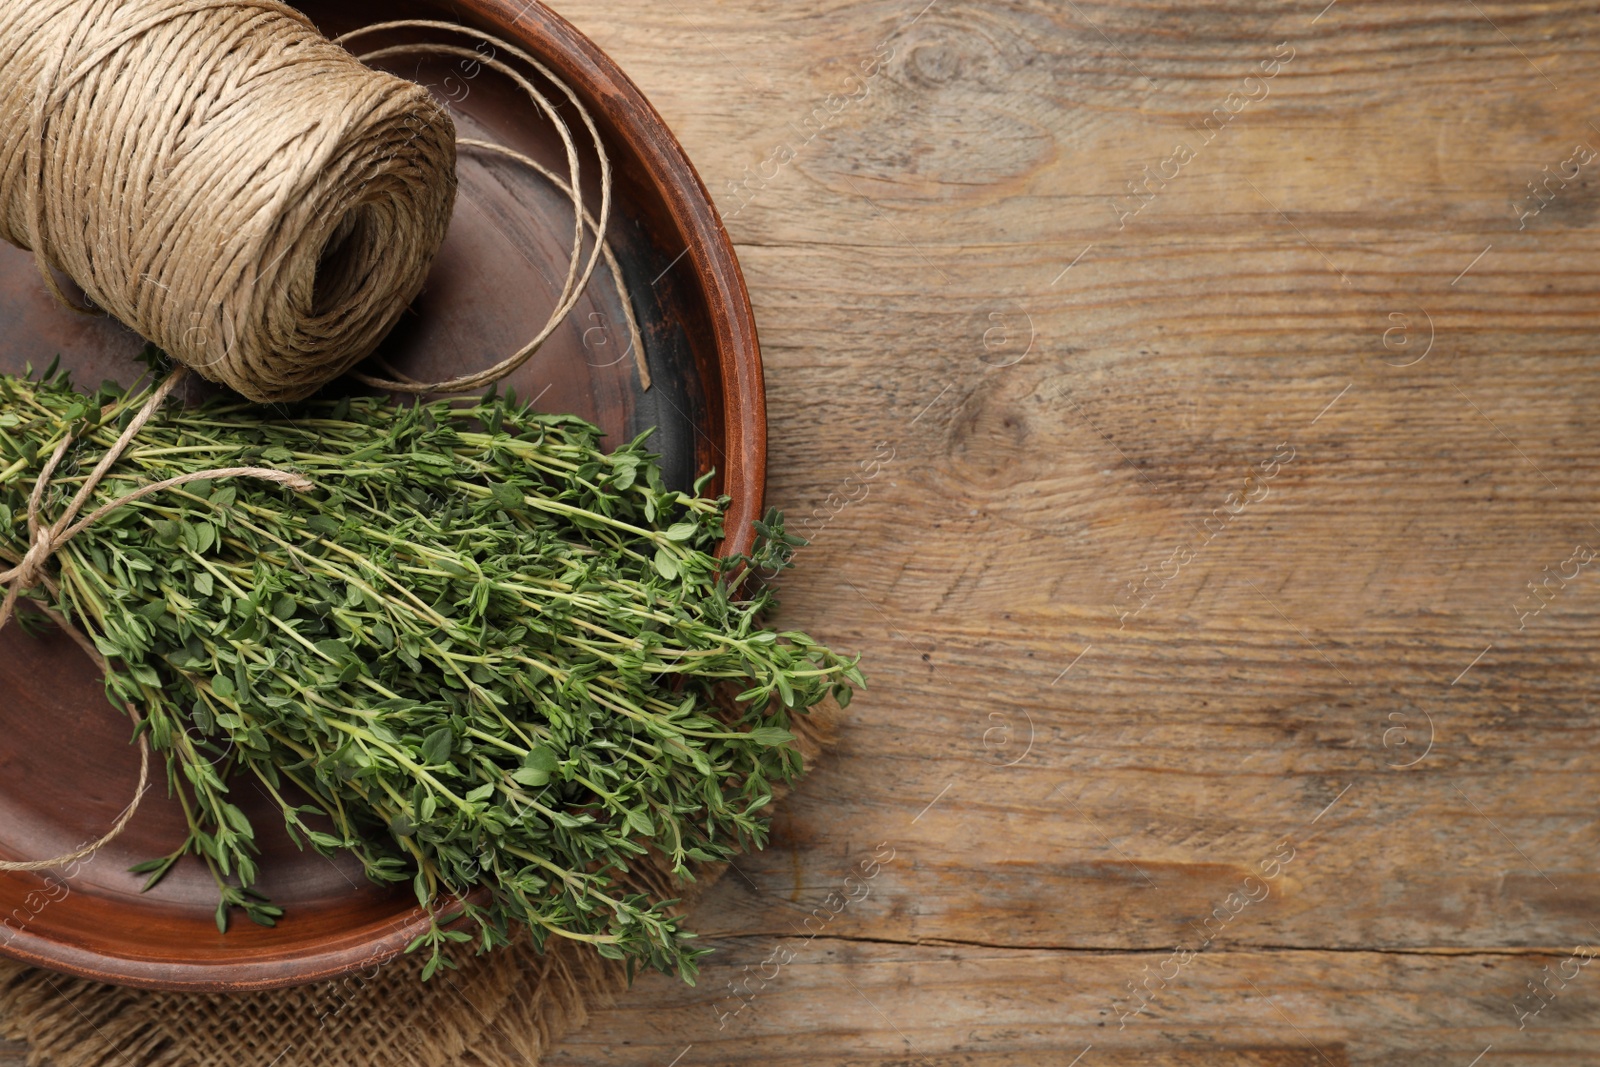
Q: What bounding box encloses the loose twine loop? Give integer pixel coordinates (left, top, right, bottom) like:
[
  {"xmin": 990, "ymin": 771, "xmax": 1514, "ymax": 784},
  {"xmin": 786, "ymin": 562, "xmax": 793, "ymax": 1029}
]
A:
[
  {"xmin": 339, "ymin": 19, "xmax": 649, "ymax": 395},
  {"xmin": 0, "ymin": 4, "xmax": 649, "ymax": 871}
]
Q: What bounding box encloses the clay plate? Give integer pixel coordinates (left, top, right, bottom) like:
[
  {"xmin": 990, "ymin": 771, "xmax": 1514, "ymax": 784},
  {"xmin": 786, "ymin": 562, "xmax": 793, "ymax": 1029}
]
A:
[{"xmin": 0, "ymin": 0, "xmax": 764, "ymax": 991}]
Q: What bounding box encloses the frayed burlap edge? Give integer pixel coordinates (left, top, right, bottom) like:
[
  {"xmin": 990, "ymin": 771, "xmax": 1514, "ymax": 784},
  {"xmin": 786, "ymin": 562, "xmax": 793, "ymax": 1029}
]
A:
[{"xmin": 0, "ymin": 706, "xmax": 837, "ymax": 1067}]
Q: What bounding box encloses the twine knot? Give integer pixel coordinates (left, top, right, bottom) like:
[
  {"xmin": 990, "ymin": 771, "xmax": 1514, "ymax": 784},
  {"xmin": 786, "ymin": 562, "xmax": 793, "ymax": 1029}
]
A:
[
  {"xmin": 13, "ymin": 528, "xmax": 53, "ymax": 591},
  {"xmin": 0, "ymin": 368, "xmax": 315, "ymax": 872}
]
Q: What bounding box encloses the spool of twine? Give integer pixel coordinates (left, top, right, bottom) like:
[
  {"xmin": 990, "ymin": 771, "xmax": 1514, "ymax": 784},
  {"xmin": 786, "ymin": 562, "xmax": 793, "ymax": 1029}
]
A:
[{"xmin": 0, "ymin": 0, "xmax": 459, "ymax": 403}]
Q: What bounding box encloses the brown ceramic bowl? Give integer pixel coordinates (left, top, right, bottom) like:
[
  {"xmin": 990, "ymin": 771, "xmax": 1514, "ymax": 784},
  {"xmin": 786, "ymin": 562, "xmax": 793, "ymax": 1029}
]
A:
[{"xmin": 0, "ymin": 0, "xmax": 763, "ymax": 991}]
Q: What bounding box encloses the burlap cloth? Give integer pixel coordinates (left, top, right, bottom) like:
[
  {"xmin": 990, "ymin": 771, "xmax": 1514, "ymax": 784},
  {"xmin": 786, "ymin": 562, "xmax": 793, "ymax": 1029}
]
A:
[{"xmin": 0, "ymin": 711, "xmax": 835, "ymax": 1067}]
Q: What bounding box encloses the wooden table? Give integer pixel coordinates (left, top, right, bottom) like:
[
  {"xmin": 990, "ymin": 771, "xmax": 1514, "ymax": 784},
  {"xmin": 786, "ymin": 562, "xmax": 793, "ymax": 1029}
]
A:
[{"xmin": 9, "ymin": 0, "xmax": 1600, "ymax": 1062}]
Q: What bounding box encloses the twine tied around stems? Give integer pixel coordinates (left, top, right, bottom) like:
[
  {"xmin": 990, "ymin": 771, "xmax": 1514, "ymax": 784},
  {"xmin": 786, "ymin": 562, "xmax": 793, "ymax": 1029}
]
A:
[{"xmin": 0, "ymin": 368, "xmax": 315, "ymax": 872}]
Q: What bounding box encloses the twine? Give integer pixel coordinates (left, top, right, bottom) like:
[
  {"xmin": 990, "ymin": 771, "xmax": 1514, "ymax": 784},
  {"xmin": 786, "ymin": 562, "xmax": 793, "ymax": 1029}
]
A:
[
  {"xmin": 0, "ymin": 3, "xmax": 648, "ymax": 403},
  {"xmin": 0, "ymin": 0, "xmax": 459, "ymax": 403},
  {"xmin": 0, "ymin": 367, "xmax": 316, "ymax": 872},
  {"xmin": 340, "ymin": 21, "xmax": 650, "ymax": 394}
]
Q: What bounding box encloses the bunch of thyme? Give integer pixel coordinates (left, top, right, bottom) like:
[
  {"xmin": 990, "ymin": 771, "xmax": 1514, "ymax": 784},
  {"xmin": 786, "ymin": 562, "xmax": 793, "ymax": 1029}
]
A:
[{"xmin": 0, "ymin": 362, "xmax": 860, "ymax": 982}]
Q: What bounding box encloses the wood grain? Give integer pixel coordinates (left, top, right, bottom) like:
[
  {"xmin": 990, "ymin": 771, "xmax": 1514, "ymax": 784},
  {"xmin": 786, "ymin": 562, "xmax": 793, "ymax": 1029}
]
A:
[{"xmin": 12, "ymin": 0, "xmax": 1600, "ymax": 1061}]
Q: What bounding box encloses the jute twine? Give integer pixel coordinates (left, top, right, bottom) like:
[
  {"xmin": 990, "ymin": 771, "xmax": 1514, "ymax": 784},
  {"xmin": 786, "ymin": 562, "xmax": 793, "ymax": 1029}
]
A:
[
  {"xmin": 0, "ymin": 1, "xmax": 648, "ymax": 402},
  {"xmin": 0, "ymin": 0, "xmax": 459, "ymax": 403},
  {"xmin": 338, "ymin": 20, "xmax": 650, "ymax": 396}
]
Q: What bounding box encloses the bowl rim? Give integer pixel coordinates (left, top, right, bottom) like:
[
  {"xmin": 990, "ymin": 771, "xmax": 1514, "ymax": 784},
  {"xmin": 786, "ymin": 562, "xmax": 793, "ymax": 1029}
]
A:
[{"xmin": 0, "ymin": 0, "xmax": 766, "ymax": 992}]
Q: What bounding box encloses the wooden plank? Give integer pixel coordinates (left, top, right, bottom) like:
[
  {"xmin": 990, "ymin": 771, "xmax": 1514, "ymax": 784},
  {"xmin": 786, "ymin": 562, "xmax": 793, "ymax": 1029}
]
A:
[
  {"xmin": 540, "ymin": 0, "xmax": 1600, "ymax": 1063},
  {"xmin": 549, "ymin": 945, "xmax": 1600, "ymax": 1065}
]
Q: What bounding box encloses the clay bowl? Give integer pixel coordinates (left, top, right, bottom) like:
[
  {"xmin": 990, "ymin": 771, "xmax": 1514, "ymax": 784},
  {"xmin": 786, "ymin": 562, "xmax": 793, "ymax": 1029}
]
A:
[{"xmin": 0, "ymin": 0, "xmax": 763, "ymax": 991}]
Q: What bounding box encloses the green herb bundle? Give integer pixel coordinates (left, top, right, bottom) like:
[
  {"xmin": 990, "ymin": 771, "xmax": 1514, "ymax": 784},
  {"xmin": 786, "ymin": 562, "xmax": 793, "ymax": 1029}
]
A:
[{"xmin": 0, "ymin": 363, "xmax": 859, "ymax": 982}]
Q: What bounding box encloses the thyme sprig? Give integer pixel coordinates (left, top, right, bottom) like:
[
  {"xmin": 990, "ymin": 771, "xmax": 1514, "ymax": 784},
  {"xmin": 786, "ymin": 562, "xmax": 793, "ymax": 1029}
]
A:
[{"xmin": 0, "ymin": 364, "xmax": 860, "ymax": 982}]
